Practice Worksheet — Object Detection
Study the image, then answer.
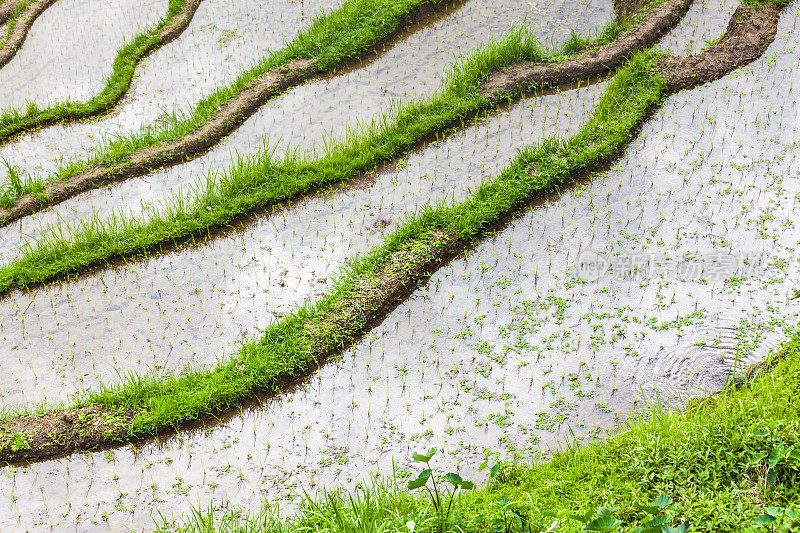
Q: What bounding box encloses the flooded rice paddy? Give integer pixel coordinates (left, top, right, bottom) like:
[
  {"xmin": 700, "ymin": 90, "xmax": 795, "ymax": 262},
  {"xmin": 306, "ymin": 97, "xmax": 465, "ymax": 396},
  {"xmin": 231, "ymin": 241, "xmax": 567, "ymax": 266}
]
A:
[
  {"xmin": 0, "ymin": 0, "xmax": 165, "ymax": 110},
  {"xmin": 0, "ymin": 82, "xmax": 606, "ymax": 408},
  {"xmin": 0, "ymin": 0, "xmax": 340, "ymax": 177},
  {"xmin": 0, "ymin": 0, "xmax": 612, "ymax": 234},
  {"xmin": 0, "ymin": 0, "xmax": 799, "ymax": 531},
  {"xmin": 657, "ymin": 0, "xmax": 739, "ymax": 54}
]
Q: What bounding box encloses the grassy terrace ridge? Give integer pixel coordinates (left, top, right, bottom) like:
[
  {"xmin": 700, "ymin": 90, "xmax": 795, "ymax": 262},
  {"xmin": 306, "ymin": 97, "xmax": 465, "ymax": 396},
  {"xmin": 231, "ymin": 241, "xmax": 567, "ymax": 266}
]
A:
[
  {"xmin": 0, "ymin": 0, "xmax": 660, "ymax": 225},
  {"xmin": 0, "ymin": 0, "xmax": 691, "ymax": 291},
  {"xmin": 0, "ymin": 0, "xmax": 785, "ymax": 464},
  {"xmin": 0, "ymin": 0, "xmax": 680, "ymax": 225},
  {"xmin": 0, "ymin": 0, "xmax": 457, "ymax": 218},
  {"xmin": 0, "ymin": 0, "xmax": 53, "ymax": 69},
  {"xmin": 0, "ymin": 0, "xmax": 203, "ymax": 146},
  {"xmin": 160, "ymin": 332, "xmax": 800, "ymax": 532}
]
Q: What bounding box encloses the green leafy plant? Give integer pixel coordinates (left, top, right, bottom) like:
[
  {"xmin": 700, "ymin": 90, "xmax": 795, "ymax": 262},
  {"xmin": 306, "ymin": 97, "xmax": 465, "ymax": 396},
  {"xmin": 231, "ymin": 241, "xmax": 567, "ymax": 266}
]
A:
[
  {"xmin": 567, "ymin": 496, "xmax": 689, "ymax": 532},
  {"xmin": 753, "ymin": 506, "xmax": 800, "ymax": 530},
  {"xmin": 752, "ymin": 430, "xmax": 800, "ymax": 500},
  {"xmin": 474, "ymin": 495, "xmax": 555, "ymax": 533},
  {"xmin": 407, "ymin": 448, "xmax": 474, "ymax": 531},
  {"xmin": 765, "ymin": 444, "xmax": 800, "ymax": 484},
  {"xmin": 631, "ymin": 495, "xmax": 689, "ymax": 533},
  {"xmin": 480, "ymin": 458, "xmax": 505, "ymax": 479},
  {"xmin": 570, "ymin": 507, "xmax": 623, "ymax": 532}
]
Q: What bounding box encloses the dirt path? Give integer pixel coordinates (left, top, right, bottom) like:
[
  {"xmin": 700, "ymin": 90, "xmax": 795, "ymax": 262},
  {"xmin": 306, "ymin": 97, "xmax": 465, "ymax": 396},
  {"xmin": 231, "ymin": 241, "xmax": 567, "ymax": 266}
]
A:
[
  {"xmin": 157, "ymin": 0, "xmax": 203, "ymax": 43},
  {"xmin": 478, "ymin": 0, "xmax": 693, "ymax": 97},
  {"xmin": 0, "ymin": 0, "xmax": 784, "ymax": 466}
]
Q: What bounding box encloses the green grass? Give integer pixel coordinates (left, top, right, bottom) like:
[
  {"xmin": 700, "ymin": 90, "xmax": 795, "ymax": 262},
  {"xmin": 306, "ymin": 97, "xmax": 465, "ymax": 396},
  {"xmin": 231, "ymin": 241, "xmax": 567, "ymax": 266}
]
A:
[
  {"xmin": 754, "ymin": 0, "xmax": 791, "ymax": 8},
  {"xmin": 0, "ymin": 0, "xmax": 658, "ymax": 210},
  {"xmin": 0, "ymin": 0, "xmax": 661, "ymax": 292},
  {"xmin": 3, "ymin": 0, "xmax": 795, "ymax": 529},
  {"xmin": 157, "ymin": 336, "xmax": 800, "ymax": 532}
]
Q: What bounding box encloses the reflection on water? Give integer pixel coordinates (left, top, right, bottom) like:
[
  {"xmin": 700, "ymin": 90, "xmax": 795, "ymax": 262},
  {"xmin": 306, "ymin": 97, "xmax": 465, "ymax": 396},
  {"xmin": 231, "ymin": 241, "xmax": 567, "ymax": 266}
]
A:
[
  {"xmin": 0, "ymin": 83, "xmax": 604, "ymax": 408},
  {"xmin": 0, "ymin": 0, "xmax": 165, "ymax": 110},
  {"xmin": 0, "ymin": 0, "xmax": 613, "ymax": 245}
]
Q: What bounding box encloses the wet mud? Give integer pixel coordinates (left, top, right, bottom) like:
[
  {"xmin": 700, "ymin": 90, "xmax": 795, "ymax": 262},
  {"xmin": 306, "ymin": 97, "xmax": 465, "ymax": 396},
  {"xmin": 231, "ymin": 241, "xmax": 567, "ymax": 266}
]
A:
[
  {"xmin": 658, "ymin": 3, "xmax": 781, "ymax": 91},
  {"xmin": 0, "ymin": 1, "xmax": 18, "ymax": 25},
  {"xmin": 479, "ymin": 0, "xmax": 693, "ymax": 97}
]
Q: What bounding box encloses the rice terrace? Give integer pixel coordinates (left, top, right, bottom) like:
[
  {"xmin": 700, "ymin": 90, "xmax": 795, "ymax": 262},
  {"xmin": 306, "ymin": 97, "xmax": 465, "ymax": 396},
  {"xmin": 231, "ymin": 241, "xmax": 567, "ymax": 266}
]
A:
[{"xmin": 0, "ymin": 0, "xmax": 799, "ymax": 530}]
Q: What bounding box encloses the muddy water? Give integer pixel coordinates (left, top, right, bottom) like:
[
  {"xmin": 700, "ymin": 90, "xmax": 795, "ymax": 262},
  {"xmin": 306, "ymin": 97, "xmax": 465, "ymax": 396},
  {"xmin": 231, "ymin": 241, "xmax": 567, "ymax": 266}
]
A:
[
  {"xmin": 0, "ymin": 0, "xmax": 613, "ymax": 236},
  {"xmin": 0, "ymin": 82, "xmax": 604, "ymax": 411},
  {"xmin": 0, "ymin": 0, "xmax": 340, "ymax": 178},
  {"xmin": 0, "ymin": 0, "xmax": 165, "ymax": 110},
  {"xmin": 658, "ymin": 0, "xmax": 740, "ymax": 54},
  {"xmin": 1, "ymin": 5, "xmax": 797, "ymax": 533}
]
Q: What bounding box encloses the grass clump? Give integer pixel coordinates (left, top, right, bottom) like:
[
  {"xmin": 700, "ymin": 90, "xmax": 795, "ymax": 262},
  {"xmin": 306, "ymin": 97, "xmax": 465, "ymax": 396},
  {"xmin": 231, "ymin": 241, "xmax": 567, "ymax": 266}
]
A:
[{"xmin": 0, "ymin": 158, "xmax": 41, "ymax": 207}]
